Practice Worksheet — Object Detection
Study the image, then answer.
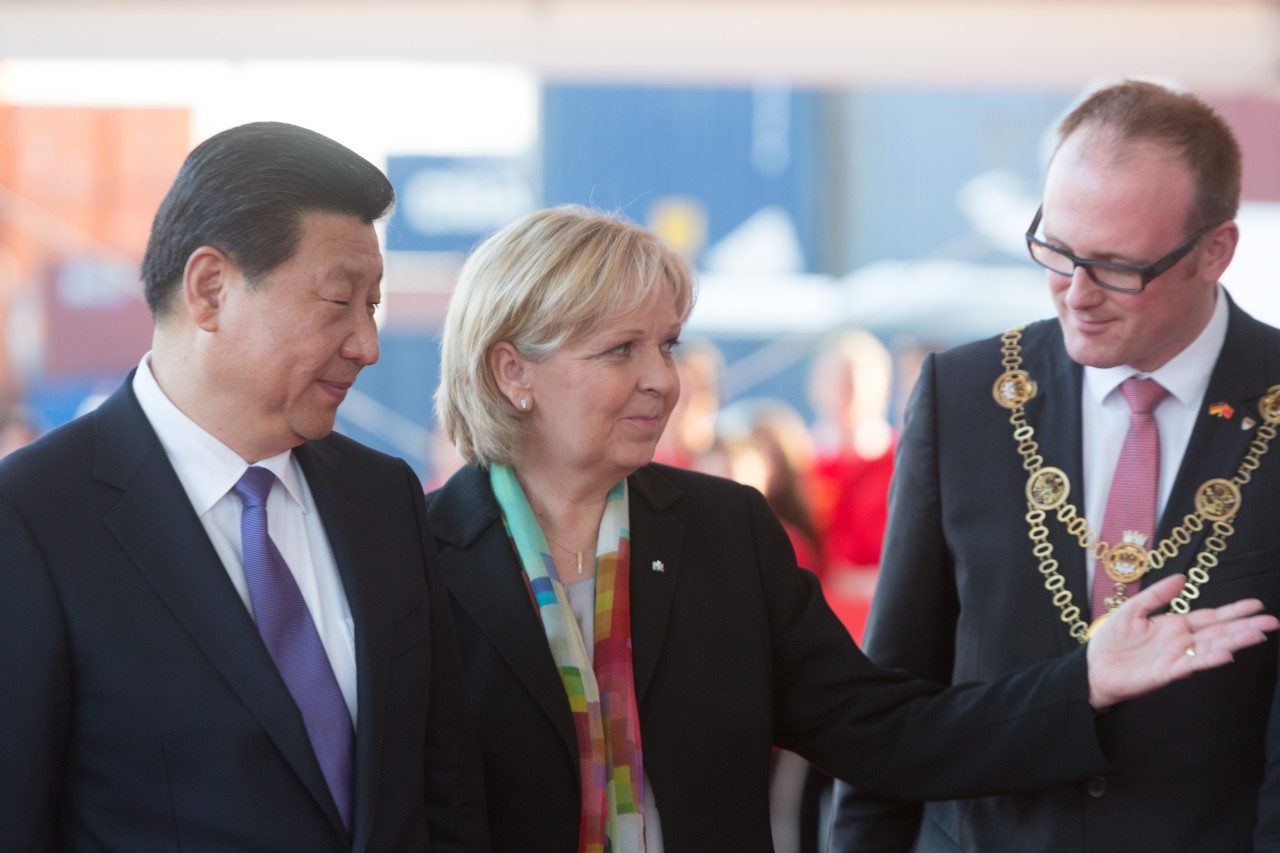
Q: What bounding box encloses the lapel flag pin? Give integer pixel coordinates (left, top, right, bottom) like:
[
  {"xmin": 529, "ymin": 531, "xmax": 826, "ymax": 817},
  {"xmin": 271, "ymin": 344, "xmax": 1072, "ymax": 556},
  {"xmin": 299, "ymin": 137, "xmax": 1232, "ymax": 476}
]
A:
[
  {"xmin": 1208, "ymin": 402, "xmax": 1235, "ymax": 419},
  {"xmin": 651, "ymin": 560, "xmax": 665, "ymax": 573}
]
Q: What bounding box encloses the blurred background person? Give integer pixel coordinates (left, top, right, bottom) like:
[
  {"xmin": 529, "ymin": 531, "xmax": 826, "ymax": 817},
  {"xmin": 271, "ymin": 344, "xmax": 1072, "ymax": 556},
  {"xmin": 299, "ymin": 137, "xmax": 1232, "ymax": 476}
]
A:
[
  {"xmin": 718, "ymin": 398, "xmax": 832, "ymax": 853},
  {"xmin": 888, "ymin": 338, "xmax": 944, "ymax": 428},
  {"xmin": 717, "ymin": 398, "xmax": 823, "ymax": 576},
  {"xmin": 652, "ymin": 337, "xmax": 725, "ymax": 472},
  {"xmin": 805, "ymin": 328, "xmax": 896, "ymax": 643},
  {"xmin": 0, "ymin": 403, "xmax": 40, "ymax": 459}
]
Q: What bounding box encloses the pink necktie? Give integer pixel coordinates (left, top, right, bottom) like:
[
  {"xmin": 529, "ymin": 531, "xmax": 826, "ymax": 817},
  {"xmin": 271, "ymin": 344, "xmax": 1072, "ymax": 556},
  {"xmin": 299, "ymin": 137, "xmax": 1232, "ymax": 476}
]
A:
[{"xmin": 1092, "ymin": 377, "xmax": 1169, "ymax": 619}]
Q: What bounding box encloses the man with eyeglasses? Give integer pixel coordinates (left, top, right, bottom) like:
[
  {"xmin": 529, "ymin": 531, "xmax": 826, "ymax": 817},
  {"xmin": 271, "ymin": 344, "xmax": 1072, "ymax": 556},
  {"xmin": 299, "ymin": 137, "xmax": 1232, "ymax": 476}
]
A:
[{"xmin": 830, "ymin": 80, "xmax": 1280, "ymax": 852}]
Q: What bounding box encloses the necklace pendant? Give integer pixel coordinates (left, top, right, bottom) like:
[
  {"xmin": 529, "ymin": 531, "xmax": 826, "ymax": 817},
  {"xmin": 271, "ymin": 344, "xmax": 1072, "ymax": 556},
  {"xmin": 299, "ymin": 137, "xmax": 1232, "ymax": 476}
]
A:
[
  {"xmin": 993, "ymin": 369, "xmax": 1038, "ymax": 409},
  {"xmin": 1104, "ymin": 582, "xmax": 1129, "ymax": 613},
  {"xmin": 1026, "ymin": 466, "xmax": 1070, "ymax": 511},
  {"xmin": 1196, "ymin": 478, "xmax": 1241, "ymax": 521},
  {"xmin": 1085, "ymin": 587, "xmax": 1130, "ymax": 640},
  {"xmin": 1260, "ymin": 385, "xmax": 1280, "ymax": 424},
  {"xmin": 1103, "ymin": 532, "xmax": 1150, "ymax": 584},
  {"xmin": 576, "ymin": 551, "xmax": 584, "ymax": 574}
]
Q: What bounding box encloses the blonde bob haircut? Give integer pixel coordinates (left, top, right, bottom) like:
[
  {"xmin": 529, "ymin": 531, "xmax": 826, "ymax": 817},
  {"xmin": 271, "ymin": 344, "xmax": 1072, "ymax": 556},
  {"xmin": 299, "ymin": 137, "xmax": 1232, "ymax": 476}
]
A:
[{"xmin": 436, "ymin": 205, "xmax": 698, "ymax": 467}]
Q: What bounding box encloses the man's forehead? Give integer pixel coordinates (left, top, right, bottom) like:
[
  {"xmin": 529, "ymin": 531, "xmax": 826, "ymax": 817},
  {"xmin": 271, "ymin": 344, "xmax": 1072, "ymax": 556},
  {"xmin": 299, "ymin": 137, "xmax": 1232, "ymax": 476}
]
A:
[{"xmin": 1055, "ymin": 125, "xmax": 1186, "ymax": 178}]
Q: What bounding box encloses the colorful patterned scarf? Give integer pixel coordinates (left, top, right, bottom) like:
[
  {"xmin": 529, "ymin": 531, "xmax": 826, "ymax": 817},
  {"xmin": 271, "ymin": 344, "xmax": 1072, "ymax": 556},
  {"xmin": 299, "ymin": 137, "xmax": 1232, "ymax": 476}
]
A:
[{"xmin": 490, "ymin": 464, "xmax": 646, "ymax": 853}]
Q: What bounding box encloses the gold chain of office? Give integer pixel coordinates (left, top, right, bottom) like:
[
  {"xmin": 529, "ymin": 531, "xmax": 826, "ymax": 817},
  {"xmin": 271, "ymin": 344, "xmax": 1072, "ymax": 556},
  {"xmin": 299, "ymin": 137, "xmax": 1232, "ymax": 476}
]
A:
[{"xmin": 992, "ymin": 325, "xmax": 1280, "ymax": 644}]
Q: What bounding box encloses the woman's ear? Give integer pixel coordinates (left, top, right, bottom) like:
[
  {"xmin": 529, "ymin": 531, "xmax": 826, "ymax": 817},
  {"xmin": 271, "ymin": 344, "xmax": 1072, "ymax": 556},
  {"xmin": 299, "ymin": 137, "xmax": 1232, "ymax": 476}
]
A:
[{"xmin": 490, "ymin": 341, "xmax": 532, "ymax": 411}]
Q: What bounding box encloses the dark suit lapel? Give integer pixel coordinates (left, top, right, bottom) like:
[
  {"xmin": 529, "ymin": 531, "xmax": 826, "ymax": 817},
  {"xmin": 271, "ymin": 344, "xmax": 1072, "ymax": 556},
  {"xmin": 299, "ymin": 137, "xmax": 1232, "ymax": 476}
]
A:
[
  {"xmin": 431, "ymin": 466, "xmax": 578, "ymax": 758},
  {"xmin": 94, "ymin": 382, "xmax": 345, "ymax": 837},
  {"xmin": 294, "ymin": 440, "xmax": 378, "ymax": 848},
  {"xmin": 626, "ymin": 466, "xmax": 685, "ymax": 704},
  {"xmin": 1156, "ymin": 298, "xmax": 1277, "ymax": 581},
  {"xmin": 434, "ymin": 465, "xmax": 687, "ymax": 754},
  {"xmin": 1021, "ymin": 324, "xmax": 1091, "ymax": 647}
]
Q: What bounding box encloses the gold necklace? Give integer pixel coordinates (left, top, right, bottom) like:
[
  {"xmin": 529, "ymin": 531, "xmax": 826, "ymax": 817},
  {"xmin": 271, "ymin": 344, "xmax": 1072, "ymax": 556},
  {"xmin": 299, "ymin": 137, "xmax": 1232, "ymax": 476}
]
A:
[
  {"xmin": 993, "ymin": 325, "xmax": 1280, "ymax": 643},
  {"xmin": 543, "ymin": 532, "xmax": 592, "ymax": 574}
]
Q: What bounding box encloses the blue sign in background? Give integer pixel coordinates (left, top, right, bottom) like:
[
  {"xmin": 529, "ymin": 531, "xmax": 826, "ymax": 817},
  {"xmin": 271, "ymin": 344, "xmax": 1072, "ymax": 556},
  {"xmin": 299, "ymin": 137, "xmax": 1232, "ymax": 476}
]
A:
[
  {"xmin": 541, "ymin": 84, "xmax": 825, "ymax": 271},
  {"xmin": 386, "ymin": 155, "xmax": 536, "ymax": 253}
]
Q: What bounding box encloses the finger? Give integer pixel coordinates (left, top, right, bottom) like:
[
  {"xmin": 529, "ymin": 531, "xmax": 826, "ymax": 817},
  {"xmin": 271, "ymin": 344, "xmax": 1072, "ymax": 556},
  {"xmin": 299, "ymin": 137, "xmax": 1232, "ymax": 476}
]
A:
[
  {"xmin": 1184, "ymin": 598, "xmax": 1268, "ymax": 628},
  {"xmin": 1117, "ymin": 573, "xmax": 1186, "ymax": 617},
  {"xmin": 1182, "ymin": 612, "xmax": 1274, "ymax": 645},
  {"xmin": 1185, "ymin": 613, "xmax": 1280, "ymax": 647},
  {"xmin": 1195, "ymin": 617, "xmax": 1279, "ymax": 653}
]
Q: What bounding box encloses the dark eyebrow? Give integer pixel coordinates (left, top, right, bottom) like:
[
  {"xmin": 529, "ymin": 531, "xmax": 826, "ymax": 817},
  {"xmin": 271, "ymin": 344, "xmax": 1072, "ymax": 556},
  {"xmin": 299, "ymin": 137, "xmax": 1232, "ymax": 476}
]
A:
[{"xmin": 1042, "ymin": 229, "xmax": 1145, "ymax": 266}]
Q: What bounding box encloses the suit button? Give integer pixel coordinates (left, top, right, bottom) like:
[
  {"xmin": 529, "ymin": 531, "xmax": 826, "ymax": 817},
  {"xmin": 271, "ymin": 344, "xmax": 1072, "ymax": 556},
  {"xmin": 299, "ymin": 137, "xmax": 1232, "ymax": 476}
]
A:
[{"xmin": 1085, "ymin": 776, "xmax": 1108, "ymax": 798}]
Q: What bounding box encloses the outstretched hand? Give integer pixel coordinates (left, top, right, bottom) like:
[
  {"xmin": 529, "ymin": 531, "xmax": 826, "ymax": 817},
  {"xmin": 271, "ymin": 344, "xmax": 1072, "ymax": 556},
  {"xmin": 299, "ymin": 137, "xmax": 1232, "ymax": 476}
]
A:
[{"xmin": 1087, "ymin": 573, "xmax": 1280, "ymax": 710}]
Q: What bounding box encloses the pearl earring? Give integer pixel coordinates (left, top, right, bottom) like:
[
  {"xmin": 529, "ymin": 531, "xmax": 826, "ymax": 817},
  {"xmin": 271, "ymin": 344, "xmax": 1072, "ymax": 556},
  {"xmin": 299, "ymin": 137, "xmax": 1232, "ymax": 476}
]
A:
[{"xmin": 519, "ymin": 397, "xmax": 528, "ymax": 411}]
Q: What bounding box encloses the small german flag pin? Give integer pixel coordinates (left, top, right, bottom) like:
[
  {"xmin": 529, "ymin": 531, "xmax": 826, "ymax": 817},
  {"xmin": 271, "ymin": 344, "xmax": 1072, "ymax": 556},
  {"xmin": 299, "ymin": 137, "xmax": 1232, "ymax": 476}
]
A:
[{"xmin": 1208, "ymin": 402, "xmax": 1235, "ymax": 419}]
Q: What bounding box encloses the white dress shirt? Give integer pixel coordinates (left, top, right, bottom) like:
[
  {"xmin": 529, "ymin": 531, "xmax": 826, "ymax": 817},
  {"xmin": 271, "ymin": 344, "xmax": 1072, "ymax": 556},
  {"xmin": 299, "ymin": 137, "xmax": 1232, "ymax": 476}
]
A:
[
  {"xmin": 132, "ymin": 354, "xmax": 358, "ymax": 721},
  {"xmin": 1079, "ymin": 287, "xmax": 1229, "ymax": 596}
]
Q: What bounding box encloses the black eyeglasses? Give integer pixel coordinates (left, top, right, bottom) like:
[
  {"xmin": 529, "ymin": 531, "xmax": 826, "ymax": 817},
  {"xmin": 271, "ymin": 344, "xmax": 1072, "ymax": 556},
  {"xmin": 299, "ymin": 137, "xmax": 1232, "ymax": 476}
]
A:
[{"xmin": 1025, "ymin": 205, "xmax": 1220, "ymax": 294}]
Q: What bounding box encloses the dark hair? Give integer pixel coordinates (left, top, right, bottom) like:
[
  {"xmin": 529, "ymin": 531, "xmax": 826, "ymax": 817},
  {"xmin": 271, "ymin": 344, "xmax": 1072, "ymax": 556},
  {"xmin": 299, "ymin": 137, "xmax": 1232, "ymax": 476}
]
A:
[
  {"xmin": 141, "ymin": 121, "xmax": 395, "ymax": 317},
  {"xmin": 1055, "ymin": 80, "xmax": 1242, "ymax": 231}
]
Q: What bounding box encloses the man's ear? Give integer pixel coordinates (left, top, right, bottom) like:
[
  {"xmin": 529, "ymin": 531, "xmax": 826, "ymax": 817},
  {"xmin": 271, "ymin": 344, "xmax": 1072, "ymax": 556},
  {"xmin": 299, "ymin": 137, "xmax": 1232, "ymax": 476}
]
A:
[
  {"xmin": 1197, "ymin": 220, "xmax": 1239, "ymax": 284},
  {"xmin": 183, "ymin": 246, "xmax": 235, "ymax": 332},
  {"xmin": 489, "ymin": 341, "xmax": 532, "ymax": 409}
]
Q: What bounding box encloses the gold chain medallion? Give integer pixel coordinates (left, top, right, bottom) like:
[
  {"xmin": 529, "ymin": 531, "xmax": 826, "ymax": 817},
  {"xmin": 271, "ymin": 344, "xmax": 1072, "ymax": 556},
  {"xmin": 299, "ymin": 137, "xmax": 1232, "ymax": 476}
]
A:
[
  {"xmin": 997, "ymin": 325, "xmax": 1278, "ymax": 642},
  {"xmin": 1261, "ymin": 387, "xmax": 1280, "ymax": 425},
  {"xmin": 1196, "ymin": 478, "xmax": 1242, "ymax": 521},
  {"xmin": 993, "ymin": 369, "xmax": 1038, "ymax": 409},
  {"xmin": 1103, "ymin": 532, "xmax": 1150, "ymax": 584},
  {"xmin": 1026, "ymin": 467, "xmax": 1070, "ymax": 511}
]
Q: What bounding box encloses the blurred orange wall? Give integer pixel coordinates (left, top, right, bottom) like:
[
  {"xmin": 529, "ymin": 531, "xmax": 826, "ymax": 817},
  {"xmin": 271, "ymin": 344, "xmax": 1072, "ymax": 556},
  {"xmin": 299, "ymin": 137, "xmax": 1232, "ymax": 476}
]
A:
[{"xmin": 0, "ymin": 106, "xmax": 190, "ymax": 396}]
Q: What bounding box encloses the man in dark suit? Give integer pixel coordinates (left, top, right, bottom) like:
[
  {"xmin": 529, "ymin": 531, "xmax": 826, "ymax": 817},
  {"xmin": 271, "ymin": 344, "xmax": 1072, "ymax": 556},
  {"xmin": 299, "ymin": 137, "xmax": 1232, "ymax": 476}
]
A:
[
  {"xmin": 830, "ymin": 81, "xmax": 1280, "ymax": 852},
  {"xmin": 0, "ymin": 122, "xmax": 487, "ymax": 851}
]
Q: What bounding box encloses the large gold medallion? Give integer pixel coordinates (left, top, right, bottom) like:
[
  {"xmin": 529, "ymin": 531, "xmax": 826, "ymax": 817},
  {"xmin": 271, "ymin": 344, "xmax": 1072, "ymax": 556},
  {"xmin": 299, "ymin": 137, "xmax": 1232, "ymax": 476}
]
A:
[
  {"xmin": 1103, "ymin": 532, "xmax": 1150, "ymax": 584},
  {"xmin": 993, "ymin": 369, "xmax": 1037, "ymax": 409},
  {"xmin": 1260, "ymin": 385, "xmax": 1280, "ymax": 425},
  {"xmin": 1026, "ymin": 466, "xmax": 1070, "ymax": 510},
  {"xmin": 1196, "ymin": 478, "xmax": 1242, "ymax": 521}
]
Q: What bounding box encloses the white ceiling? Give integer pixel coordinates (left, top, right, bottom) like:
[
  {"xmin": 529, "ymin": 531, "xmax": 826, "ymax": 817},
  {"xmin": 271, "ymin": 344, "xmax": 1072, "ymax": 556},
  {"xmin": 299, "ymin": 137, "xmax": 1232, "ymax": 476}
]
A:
[{"xmin": 0, "ymin": 1, "xmax": 1277, "ymax": 93}]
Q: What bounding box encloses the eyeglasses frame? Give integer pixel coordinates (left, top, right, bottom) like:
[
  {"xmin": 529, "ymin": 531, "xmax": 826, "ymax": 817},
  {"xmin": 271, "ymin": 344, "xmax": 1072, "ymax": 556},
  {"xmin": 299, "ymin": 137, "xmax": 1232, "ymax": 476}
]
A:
[{"xmin": 1024, "ymin": 205, "xmax": 1222, "ymax": 294}]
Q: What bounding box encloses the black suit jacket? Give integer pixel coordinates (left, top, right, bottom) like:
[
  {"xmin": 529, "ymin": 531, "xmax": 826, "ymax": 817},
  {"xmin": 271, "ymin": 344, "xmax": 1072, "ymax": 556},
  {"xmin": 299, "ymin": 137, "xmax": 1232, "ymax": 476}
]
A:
[
  {"xmin": 0, "ymin": 378, "xmax": 488, "ymax": 851},
  {"xmin": 428, "ymin": 462, "xmax": 1118, "ymax": 853},
  {"xmin": 832, "ymin": 296, "xmax": 1280, "ymax": 852}
]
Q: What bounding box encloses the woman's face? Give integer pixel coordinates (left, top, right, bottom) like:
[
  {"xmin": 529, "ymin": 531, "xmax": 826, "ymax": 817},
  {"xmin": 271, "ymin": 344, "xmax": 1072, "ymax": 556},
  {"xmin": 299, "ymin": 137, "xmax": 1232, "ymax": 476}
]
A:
[{"xmin": 519, "ymin": 289, "xmax": 682, "ymax": 490}]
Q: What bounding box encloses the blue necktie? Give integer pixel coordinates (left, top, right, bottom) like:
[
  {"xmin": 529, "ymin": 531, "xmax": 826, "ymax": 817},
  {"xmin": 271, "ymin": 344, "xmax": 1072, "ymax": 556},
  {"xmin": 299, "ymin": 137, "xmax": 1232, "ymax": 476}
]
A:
[{"xmin": 233, "ymin": 466, "xmax": 354, "ymax": 831}]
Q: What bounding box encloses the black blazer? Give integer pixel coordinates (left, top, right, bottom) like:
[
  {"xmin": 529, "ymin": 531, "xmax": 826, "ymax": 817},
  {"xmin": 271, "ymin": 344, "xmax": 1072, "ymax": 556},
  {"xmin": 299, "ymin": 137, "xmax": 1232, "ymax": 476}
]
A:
[
  {"xmin": 429, "ymin": 462, "xmax": 1114, "ymax": 853},
  {"xmin": 833, "ymin": 295, "xmax": 1280, "ymax": 852},
  {"xmin": 0, "ymin": 378, "xmax": 488, "ymax": 851}
]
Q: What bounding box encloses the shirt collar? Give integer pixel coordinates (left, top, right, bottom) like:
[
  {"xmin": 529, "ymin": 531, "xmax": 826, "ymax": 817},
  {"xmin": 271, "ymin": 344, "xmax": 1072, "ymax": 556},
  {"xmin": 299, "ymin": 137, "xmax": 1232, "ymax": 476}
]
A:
[
  {"xmin": 1084, "ymin": 284, "xmax": 1229, "ymax": 408},
  {"xmin": 132, "ymin": 353, "xmax": 306, "ymax": 516}
]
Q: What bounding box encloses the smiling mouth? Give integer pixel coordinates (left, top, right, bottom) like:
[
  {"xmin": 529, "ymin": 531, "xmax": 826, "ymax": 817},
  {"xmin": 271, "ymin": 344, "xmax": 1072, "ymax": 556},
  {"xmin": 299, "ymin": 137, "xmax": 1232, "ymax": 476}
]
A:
[
  {"xmin": 1069, "ymin": 313, "xmax": 1114, "ymax": 332},
  {"xmin": 317, "ymin": 379, "xmax": 354, "ymax": 400}
]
